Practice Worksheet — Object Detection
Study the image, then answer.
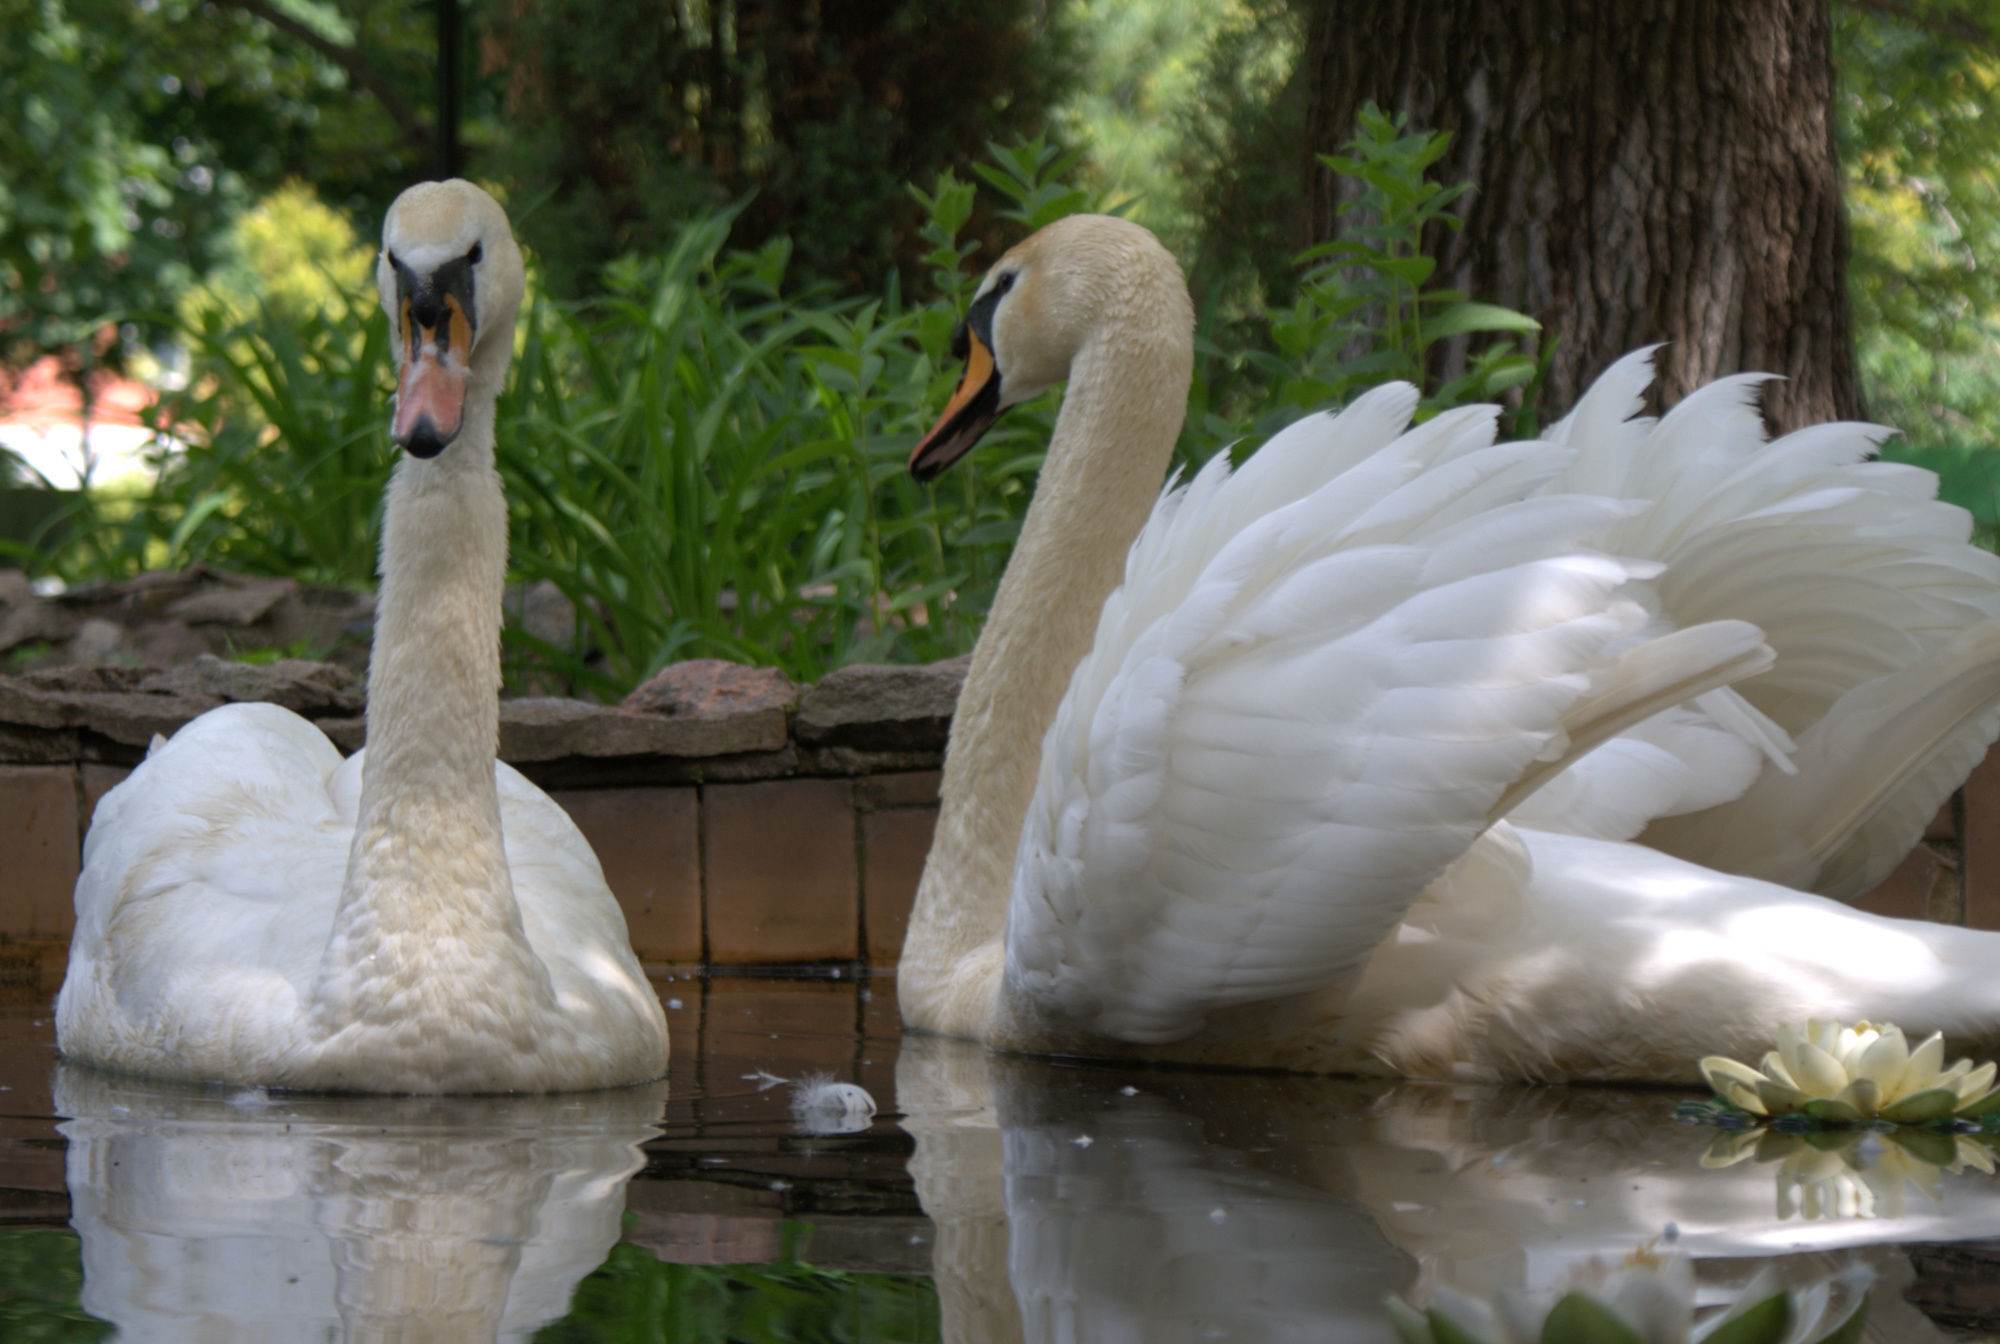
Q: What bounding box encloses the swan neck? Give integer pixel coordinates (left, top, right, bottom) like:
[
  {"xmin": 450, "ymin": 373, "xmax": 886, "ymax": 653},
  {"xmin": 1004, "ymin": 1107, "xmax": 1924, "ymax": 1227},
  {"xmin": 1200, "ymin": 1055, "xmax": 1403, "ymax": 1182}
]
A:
[
  {"xmin": 319, "ymin": 389, "xmax": 527, "ymax": 1009},
  {"xmin": 903, "ymin": 324, "xmax": 1190, "ymax": 1035},
  {"xmin": 362, "ymin": 396, "xmax": 507, "ymax": 816}
]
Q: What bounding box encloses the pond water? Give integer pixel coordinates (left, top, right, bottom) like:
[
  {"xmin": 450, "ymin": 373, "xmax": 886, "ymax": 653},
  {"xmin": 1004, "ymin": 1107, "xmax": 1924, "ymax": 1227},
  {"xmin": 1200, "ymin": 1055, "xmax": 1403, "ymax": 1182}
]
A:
[{"xmin": 3, "ymin": 972, "xmax": 1999, "ymax": 1342}]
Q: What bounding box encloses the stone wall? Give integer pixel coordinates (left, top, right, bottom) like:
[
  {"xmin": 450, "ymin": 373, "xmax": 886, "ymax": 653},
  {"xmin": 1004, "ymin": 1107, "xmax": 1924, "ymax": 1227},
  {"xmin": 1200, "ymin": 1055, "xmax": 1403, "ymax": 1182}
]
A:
[
  {"xmin": 5, "ymin": 565, "xmax": 2000, "ymax": 972},
  {"xmin": 0, "ymin": 652, "xmax": 964, "ymax": 972}
]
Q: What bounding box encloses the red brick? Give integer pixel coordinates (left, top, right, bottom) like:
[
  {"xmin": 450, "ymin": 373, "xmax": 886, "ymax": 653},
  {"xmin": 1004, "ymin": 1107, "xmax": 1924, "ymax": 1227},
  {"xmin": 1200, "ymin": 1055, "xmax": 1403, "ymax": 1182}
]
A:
[
  {"xmin": 861, "ymin": 807, "xmax": 934, "ymax": 964},
  {"xmin": 0, "ymin": 766, "xmax": 78, "ymax": 939},
  {"xmin": 79, "ymin": 764, "xmax": 130, "ymax": 833},
  {"xmin": 856, "ymin": 771, "xmax": 942, "ymax": 810},
  {"xmin": 1852, "ymin": 845, "xmax": 1939, "ymax": 923},
  {"xmin": 550, "ymin": 787, "xmax": 702, "ymax": 964},
  {"xmin": 704, "ymin": 779, "xmax": 857, "ymax": 964},
  {"xmin": 1965, "ymin": 748, "xmax": 2000, "ymax": 930}
]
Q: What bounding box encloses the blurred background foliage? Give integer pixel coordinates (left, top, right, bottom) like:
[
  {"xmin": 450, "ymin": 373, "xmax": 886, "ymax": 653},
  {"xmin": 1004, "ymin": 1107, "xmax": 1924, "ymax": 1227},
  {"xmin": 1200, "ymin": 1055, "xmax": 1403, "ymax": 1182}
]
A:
[{"xmin": 2, "ymin": 0, "xmax": 1998, "ymax": 688}]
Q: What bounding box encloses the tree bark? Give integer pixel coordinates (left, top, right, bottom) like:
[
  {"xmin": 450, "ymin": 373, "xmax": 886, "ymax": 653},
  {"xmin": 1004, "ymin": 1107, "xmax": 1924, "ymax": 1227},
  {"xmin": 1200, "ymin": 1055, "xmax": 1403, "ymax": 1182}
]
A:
[{"xmin": 1301, "ymin": 0, "xmax": 1860, "ymax": 430}]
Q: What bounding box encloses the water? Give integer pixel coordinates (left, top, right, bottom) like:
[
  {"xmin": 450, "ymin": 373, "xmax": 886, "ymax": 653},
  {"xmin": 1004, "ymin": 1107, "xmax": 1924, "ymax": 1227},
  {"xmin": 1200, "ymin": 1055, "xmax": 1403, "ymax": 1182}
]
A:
[{"xmin": 4, "ymin": 974, "xmax": 1999, "ymax": 1341}]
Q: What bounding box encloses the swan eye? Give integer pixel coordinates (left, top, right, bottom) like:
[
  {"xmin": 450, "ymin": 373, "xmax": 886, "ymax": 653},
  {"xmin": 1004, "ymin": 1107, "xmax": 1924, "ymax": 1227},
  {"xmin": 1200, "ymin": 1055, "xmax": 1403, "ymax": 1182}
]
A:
[
  {"xmin": 466, "ymin": 243, "xmax": 483, "ymax": 265},
  {"xmin": 386, "ymin": 250, "xmax": 402, "ymax": 270},
  {"xmin": 994, "ymin": 271, "xmax": 1016, "ymax": 297}
]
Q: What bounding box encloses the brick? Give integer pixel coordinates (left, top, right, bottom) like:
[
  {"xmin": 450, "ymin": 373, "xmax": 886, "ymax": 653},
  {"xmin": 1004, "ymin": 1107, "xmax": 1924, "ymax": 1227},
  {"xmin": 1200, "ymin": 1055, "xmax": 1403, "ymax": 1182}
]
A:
[
  {"xmin": 856, "ymin": 770, "xmax": 941, "ymax": 810},
  {"xmin": 1965, "ymin": 748, "xmax": 2000, "ymax": 930},
  {"xmin": 1851, "ymin": 845, "xmax": 1938, "ymax": 923},
  {"xmin": 0, "ymin": 766, "xmax": 78, "ymax": 939},
  {"xmin": 79, "ymin": 763, "xmax": 130, "ymax": 833},
  {"xmin": 861, "ymin": 807, "xmax": 934, "ymax": 964},
  {"xmin": 704, "ymin": 779, "xmax": 857, "ymax": 964},
  {"xmin": 626, "ymin": 1209, "xmax": 784, "ymax": 1265},
  {"xmin": 551, "ymin": 787, "xmax": 702, "ymax": 964}
]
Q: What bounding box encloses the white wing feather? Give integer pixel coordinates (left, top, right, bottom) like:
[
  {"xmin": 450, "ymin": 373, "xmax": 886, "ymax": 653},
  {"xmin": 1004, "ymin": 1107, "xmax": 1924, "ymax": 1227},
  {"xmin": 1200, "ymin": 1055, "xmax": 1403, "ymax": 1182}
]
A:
[
  {"xmin": 1004, "ymin": 392, "xmax": 1695, "ymax": 1043},
  {"xmin": 1534, "ymin": 348, "xmax": 2000, "ymax": 889}
]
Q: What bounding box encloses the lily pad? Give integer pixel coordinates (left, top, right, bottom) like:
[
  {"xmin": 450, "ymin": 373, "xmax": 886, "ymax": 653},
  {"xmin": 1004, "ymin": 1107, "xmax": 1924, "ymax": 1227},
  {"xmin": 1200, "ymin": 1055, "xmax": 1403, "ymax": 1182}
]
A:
[{"xmin": 1880, "ymin": 1087, "xmax": 1960, "ymax": 1124}]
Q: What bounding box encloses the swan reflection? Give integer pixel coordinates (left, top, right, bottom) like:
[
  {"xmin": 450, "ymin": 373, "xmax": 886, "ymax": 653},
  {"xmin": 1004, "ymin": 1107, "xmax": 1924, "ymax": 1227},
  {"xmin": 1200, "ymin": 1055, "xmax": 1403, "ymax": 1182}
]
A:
[
  {"xmin": 897, "ymin": 1038, "xmax": 1989, "ymax": 1343},
  {"xmin": 56, "ymin": 1064, "xmax": 666, "ymax": 1342}
]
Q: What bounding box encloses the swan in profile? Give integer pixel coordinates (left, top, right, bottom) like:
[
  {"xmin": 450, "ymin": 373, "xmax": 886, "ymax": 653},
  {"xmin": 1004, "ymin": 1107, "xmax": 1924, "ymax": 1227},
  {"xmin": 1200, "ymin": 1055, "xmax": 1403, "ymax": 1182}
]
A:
[
  {"xmin": 898, "ymin": 212, "xmax": 2000, "ymax": 1081},
  {"xmin": 55, "ymin": 180, "xmax": 669, "ymax": 1093}
]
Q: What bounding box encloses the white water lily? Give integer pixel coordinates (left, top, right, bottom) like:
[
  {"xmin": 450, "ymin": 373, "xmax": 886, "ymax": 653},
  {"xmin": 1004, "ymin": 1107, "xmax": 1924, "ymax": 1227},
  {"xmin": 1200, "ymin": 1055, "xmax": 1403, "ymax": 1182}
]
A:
[
  {"xmin": 1702, "ymin": 1126, "xmax": 1998, "ymax": 1221},
  {"xmin": 1386, "ymin": 1249, "xmax": 1870, "ymax": 1344},
  {"xmin": 1699, "ymin": 1019, "xmax": 2000, "ymax": 1123}
]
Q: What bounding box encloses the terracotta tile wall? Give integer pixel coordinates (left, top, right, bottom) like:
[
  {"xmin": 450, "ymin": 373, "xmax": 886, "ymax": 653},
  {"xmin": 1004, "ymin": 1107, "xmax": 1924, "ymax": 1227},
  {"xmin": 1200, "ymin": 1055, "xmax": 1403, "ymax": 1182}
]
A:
[{"xmin": 8, "ymin": 758, "xmax": 2000, "ymax": 971}]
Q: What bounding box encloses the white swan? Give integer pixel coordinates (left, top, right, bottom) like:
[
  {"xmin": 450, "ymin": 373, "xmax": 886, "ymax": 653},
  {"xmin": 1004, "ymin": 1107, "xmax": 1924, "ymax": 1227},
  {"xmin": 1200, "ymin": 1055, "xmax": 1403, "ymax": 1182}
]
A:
[
  {"xmin": 898, "ymin": 212, "xmax": 2000, "ymax": 1081},
  {"xmin": 54, "ymin": 180, "xmax": 669, "ymax": 1093}
]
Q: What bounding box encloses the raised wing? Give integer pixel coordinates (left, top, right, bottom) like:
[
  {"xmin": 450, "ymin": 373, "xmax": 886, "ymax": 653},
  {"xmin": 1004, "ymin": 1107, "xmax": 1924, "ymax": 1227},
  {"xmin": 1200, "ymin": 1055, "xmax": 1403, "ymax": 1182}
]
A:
[{"xmin": 1003, "ymin": 388, "xmax": 1767, "ymax": 1042}]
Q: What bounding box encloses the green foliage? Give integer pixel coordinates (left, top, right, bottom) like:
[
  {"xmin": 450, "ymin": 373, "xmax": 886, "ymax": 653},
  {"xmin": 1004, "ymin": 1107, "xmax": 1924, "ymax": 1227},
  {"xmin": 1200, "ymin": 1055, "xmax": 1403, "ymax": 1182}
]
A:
[
  {"xmin": 1834, "ymin": 1, "xmax": 2000, "ymax": 544},
  {"xmin": 0, "ymin": 1229, "xmax": 111, "ymax": 1341},
  {"xmin": 0, "ymin": 0, "xmax": 215, "ymax": 380},
  {"xmin": 536, "ymin": 1231, "xmax": 939, "ymax": 1344},
  {"xmin": 483, "ymin": 0, "xmax": 1079, "ymax": 298},
  {"xmin": 0, "ymin": 0, "xmax": 440, "ymax": 387},
  {"xmin": 35, "ymin": 131, "xmax": 1537, "ymax": 694},
  {"xmin": 1184, "ymin": 105, "xmax": 1542, "ymax": 462},
  {"xmin": 190, "ymin": 180, "xmax": 378, "ymax": 329}
]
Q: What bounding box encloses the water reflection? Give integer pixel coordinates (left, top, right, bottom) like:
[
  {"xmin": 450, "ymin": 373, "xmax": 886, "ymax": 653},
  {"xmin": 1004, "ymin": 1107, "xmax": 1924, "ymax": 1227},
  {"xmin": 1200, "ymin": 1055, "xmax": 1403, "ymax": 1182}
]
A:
[
  {"xmin": 897, "ymin": 1038, "xmax": 1992, "ymax": 1343},
  {"xmin": 55, "ymin": 1065, "xmax": 667, "ymax": 1342},
  {"xmin": 1700, "ymin": 1126, "xmax": 1999, "ymax": 1222}
]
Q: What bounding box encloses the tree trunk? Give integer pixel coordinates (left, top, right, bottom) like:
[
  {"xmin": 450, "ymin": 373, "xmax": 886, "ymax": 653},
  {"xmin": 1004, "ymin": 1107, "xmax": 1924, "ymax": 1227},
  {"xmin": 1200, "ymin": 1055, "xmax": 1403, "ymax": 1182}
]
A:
[{"xmin": 1301, "ymin": 0, "xmax": 1860, "ymax": 431}]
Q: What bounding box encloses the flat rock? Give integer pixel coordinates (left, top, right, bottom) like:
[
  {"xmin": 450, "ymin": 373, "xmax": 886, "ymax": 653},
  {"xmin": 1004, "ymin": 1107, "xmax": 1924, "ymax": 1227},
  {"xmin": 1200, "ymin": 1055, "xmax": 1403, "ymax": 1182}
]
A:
[
  {"xmin": 0, "ymin": 570, "xmax": 30, "ymax": 607},
  {"xmin": 621, "ymin": 659, "xmax": 794, "ymax": 754},
  {"xmin": 316, "ymin": 716, "xmax": 366, "ymax": 753},
  {"xmin": 15, "ymin": 665, "xmax": 151, "ymax": 695},
  {"xmin": 0, "ymin": 601, "xmax": 78, "ymax": 654},
  {"xmin": 67, "ymin": 617, "xmax": 128, "ymax": 662},
  {"xmin": 500, "ymin": 695, "xmax": 790, "ymax": 761},
  {"xmin": 794, "ymin": 655, "xmax": 969, "ymax": 751},
  {"xmin": 504, "ymin": 579, "xmax": 580, "ymax": 648},
  {"xmin": 78, "ymin": 691, "xmax": 224, "ymax": 746},
  {"xmin": 165, "ymin": 575, "xmax": 297, "ymax": 626},
  {"xmin": 138, "ymin": 656, "xmax": 362, "ymax": 717}
]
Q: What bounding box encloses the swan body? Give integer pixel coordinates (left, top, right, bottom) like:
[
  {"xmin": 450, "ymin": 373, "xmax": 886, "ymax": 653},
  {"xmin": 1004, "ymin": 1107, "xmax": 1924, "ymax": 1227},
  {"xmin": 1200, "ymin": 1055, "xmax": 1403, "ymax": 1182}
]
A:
[
  {"xmin": 55, "ymin": 180, "xmax": 669, "ymax": 1092},
  {"xmin": 898, "ymin": 212, "xmax": 2000, "ymax": 1081}
]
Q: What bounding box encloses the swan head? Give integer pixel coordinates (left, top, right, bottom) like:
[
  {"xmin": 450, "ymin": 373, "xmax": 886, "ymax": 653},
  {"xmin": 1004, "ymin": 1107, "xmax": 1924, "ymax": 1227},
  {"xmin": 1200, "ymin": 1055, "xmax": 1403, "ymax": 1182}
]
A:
[
  {"xmin": 910, "ymin": 213, "xmax": 1190, "ymax": 481},
  {"xmin": 377, "ymin": 179, "xmax": 525, "ymax": 459}
]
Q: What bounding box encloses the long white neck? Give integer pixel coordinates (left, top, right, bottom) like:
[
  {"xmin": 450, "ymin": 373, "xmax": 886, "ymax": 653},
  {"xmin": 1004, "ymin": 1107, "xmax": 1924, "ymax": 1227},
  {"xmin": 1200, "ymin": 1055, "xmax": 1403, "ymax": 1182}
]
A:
[
  {"xmin": 900, "ymin": 322, "xmax": 1191, "ymax": 1037},
  {"xmin": 313, "ymin": 384, "xmax": 550, "ymax": 1025}
]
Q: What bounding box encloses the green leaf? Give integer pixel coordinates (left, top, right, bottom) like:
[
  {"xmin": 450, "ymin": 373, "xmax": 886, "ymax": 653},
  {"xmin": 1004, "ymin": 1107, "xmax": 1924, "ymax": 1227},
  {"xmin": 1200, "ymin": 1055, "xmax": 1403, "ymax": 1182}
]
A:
[
  {"xmin": 1881, "ymin": 1087, "xmax": 1961, "ymax": 1124},
  {"xmin": 1384, "ymin": 1296, "xmax": 1437, "ymax": 1344},
  {"xmin": 1810, "ymin": 1296, "xmax": 1869, "ymax": 1344},
  {"xmin": 1700, "ymin": 1293, "xmax": 1791, "ymax": 1344},
  {"xmin": 1427, "ymin": 1308, "xmax": 1490, "ymax": 1344},
  {"xmin": 1424, "ymin": 301, "xmax": 1543, "ymax": 339},
  {"xmin": 1539, "ymin": 1293, "xmax": 1645, "ymax": 1344}
]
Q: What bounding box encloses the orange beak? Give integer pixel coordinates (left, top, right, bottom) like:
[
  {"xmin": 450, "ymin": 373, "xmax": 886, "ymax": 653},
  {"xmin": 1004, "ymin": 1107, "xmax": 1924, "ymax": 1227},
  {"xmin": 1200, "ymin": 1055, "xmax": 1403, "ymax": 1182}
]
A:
[
  {"xmin": 392, "ymin": 289, "xmax": 474, "ymax": 458},
  {"xmin": 910, "ymin": 326, "xmax": 1004, "ymax": 483}
]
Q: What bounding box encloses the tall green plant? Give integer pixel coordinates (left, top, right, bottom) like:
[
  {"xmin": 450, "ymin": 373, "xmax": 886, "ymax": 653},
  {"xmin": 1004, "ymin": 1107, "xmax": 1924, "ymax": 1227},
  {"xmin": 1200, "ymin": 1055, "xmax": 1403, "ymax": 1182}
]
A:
[
  {"xmin": 1188, "ymin": 104, "xmax": 1541, "ymax": 462},
  {"xmin": 34, "ymin": 125, "xmax": 1540, "ymax": 695}
]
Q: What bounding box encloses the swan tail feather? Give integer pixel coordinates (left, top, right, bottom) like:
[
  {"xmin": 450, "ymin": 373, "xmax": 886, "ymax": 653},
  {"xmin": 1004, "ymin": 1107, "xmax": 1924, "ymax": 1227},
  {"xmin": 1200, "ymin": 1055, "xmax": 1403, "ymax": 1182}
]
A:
[
  {"xmin": 1527, "ymin": 354, "xmax": 2000, "ymax": 848},
  {"xmin": 1644, "ymin": 618, "xmax": 2000, "ymax": 898}
]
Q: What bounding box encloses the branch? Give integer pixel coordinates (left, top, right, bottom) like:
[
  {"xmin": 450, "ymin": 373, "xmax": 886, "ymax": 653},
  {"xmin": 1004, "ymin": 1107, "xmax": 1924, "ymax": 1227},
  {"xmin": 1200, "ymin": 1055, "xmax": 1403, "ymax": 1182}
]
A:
[{"xmin": 208, "ymin": 0, "xmax": 432, "ymax": 159}]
